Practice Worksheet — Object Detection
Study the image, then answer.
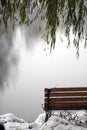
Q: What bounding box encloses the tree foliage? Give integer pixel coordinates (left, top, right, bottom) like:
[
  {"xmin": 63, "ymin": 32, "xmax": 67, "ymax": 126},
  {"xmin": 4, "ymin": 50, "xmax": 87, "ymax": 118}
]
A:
[{"xmin": 0, "ymin": 0, "xmax": 87, "ymax": 55}]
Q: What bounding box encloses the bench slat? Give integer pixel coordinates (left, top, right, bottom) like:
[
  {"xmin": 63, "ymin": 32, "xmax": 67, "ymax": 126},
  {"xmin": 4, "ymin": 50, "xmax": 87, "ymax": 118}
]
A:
[
  {"xmin": 44, "ymin": 105, "xmax": 87, "ymax": 111},
  {"xmin": 44, "ymin": 102, "xmax": 87, "ymax": 110},
  {"xmin": 45, "ymin": 92, "xmax": 87, "ymax": 97},
  {"xmin": 45, "ymin": 97, "xmax": 87, "ymax": 102},
  {"xmin": 45, "ymin": 87, "xmax": 87, "ymax": 92}
]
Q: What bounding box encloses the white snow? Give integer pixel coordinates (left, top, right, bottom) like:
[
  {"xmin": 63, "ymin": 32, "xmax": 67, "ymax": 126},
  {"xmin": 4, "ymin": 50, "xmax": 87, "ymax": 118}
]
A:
[{"xmin": 0, "ymin": 110, "xmax": 87, "ymax": 130}]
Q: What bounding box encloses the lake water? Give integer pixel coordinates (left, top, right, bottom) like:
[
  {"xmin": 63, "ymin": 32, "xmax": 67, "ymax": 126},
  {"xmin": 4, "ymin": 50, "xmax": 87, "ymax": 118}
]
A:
[{"xmin": 0, "ymin": 27, "xmax": 87, "ymax": 122}]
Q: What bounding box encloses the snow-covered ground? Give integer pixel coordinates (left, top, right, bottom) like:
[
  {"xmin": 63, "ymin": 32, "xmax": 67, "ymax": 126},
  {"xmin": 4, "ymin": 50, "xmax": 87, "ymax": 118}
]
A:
[{"xmin": 0, "ymin": 110, "xmax": 87, "ymax": 130}]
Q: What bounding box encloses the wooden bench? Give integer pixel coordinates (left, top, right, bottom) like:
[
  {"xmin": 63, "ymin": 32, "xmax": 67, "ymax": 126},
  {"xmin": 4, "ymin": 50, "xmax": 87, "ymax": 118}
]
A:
[{"xmin": 44, "ymin": 87, "xmax": 87, "ymax": 122}]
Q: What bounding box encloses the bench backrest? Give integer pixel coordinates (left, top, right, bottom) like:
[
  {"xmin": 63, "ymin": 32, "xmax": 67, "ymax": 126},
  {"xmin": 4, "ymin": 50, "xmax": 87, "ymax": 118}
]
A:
[{"xmin": 44, "ymin": 87, "xmax": 87, "ymax": 111}]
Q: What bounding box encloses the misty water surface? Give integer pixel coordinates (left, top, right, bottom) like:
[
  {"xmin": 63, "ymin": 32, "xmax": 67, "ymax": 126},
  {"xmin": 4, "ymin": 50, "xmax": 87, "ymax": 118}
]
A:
[{"xmin": 0, "ymin": 26, "xmax": 87, "ymax": 122}]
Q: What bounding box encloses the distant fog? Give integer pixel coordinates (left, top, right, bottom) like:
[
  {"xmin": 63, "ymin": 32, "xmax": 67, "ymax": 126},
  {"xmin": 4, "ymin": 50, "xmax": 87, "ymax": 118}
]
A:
[{"xmin": 0, "ymin": 26, "xmax": 87, "ymax": 121}]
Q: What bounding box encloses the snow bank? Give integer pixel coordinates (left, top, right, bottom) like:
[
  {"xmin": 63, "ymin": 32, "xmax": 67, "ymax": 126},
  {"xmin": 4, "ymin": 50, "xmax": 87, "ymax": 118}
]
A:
[
  {"xmin": 0, "ymin": 111, "xmax": 87, "ymax": 130},
  {"xmin": 0, "ymin": 113, "xmax": 29, "ymax": 130}
]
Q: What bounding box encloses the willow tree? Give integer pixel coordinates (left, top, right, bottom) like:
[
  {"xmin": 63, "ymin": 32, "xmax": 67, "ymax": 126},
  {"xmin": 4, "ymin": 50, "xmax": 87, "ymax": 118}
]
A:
[{"xmin": 0, "ymin": 0, "xmax": 87, "ymax": 56}]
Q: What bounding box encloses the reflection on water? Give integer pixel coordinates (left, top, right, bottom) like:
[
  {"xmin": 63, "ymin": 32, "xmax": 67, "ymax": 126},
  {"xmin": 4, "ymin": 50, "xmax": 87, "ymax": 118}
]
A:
[{"xmin": 0, "ymin": 27, "xmax": 87, "ymax": 122}]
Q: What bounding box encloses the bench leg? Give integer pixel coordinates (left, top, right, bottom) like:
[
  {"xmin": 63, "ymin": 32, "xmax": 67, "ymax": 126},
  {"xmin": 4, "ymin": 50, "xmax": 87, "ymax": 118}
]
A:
[{"xmin": 45, "ymin": 111, "xmax": 51, "ymax": 122}]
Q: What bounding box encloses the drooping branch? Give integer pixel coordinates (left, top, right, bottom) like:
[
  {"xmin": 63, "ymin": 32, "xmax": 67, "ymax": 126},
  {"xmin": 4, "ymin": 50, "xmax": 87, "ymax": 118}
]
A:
[{"xmin": 0, "ymin": 0, "xmax": 87, "ymax": 55}]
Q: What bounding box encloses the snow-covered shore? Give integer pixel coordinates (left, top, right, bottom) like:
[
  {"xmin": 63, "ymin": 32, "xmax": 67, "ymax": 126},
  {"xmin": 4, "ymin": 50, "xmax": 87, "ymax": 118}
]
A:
[{"xmin": 0, "ymin": 110, "xmax": 87, "ymax": 130}]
